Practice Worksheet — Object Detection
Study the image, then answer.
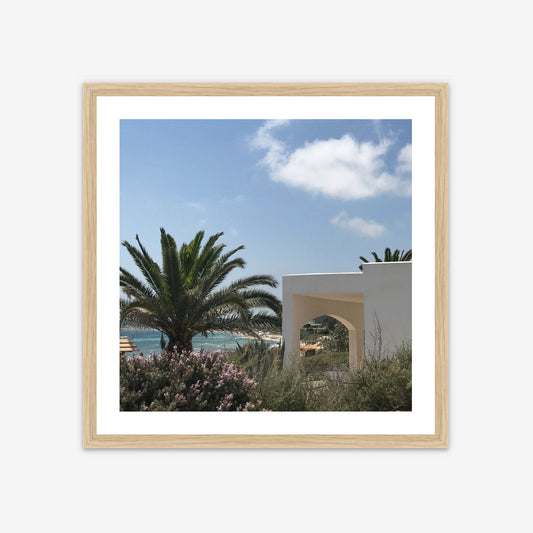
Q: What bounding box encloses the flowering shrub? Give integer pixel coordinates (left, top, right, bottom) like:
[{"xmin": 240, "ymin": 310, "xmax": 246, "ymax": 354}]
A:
[{"xmin": 120, "ymin": 348, "xmax": 261, "ymax": 411}]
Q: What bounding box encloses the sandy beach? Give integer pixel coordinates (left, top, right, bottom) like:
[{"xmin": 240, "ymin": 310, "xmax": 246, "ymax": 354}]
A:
[{"xmin": 237, "ymin": 331, "xmax": 282, "ymax": 343}]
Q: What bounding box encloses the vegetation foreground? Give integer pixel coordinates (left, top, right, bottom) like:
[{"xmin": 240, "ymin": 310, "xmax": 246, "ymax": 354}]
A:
[
  {"xmin": 119, "ymin": 230, "xmax": 412, "ymax": 412},
  {"xmin": 120, "ymin": 341, "xmax": 412, "ymax": 412}
]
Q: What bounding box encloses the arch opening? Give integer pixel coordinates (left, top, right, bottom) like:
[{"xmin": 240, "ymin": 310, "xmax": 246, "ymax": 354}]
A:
[
  {"xmin": 298, "ymin": 315, "xmax": 353, "ymax": 371},
  {"xmin": 287, "ymin": 293, "xmax": 365, "ymax": 369}
]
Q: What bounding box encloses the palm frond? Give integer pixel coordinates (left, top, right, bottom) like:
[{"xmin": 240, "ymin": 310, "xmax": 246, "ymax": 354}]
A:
[
  {"xmin": 120, "ymin": 298, "xmax": 163, "ymax": 329},
  {"xmin": 401, "ymin": 249, "xmax": 412, "ymax": 261},
  {"xmin": 201, "ymin": 255, "xmax": 246, "ymax": 295},
  {"xmin": 160, "ymin": 228, "xmax": 182, "ymax": 301},
  {"xmin": 247, "ymin": 310, "xmax": 282, "ymax": 330},
  {"xmin": 179, "ymin": 230, "xmax": 205, "ymax": 284},
  {"xmin": 188, "ymin": 232, "xmax": 225, "ymax": 283},
  {"xmin": 228, "ymin": 274, "xmax": 278, "ymax": 291},
  {"xmin": 237, "ymin": 288, "xmax": 282, "ymax": 316},
  {"xmin": 121, "ymin": 238, "xmax": 164, "ymax": 296},
  {"xmin": 192, "ymin": 287, "xmax": 249, "ymax": 321},
  {"xmin": 358, "ymin": 248, "xmax": 412, "ymax": 271},
  {"xmin": 120, "ymin": 268, "xmax": 157, "ymax": 299}
]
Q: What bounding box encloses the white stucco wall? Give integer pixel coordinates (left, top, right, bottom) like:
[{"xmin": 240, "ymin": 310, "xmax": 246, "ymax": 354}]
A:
[{"xmin": 282, "ymin": 262, "xmax": 412, "ymax": 367}]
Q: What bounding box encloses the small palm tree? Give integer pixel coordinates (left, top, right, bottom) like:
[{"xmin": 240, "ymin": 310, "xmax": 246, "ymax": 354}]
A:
[
  {"xmin": 358, "ymin": 247, "xmax": 412, "ymax": 271},
  {"xmin": 120, "ymin": 228, "xmax": 281, "ymax": 352}
]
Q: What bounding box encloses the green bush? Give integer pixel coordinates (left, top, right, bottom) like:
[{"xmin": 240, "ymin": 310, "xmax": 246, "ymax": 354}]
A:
[
  {"xmin": 230, "ymin": 340, "xmax": 312, "ymax": 411},
  {"xmin": 301, "ymin": 350, "xmax": 349, "ymax": 372},
  {"xmin": 229, "ymin": 339, "xmax": 283, "ymax": 381},
  {"xmin": 330, "ymin": 343, "xmax": 412, "ymax": 411},
  {"xmin": 255, "ymin": 361, "xmax": 312, "ymax": 411},
  {"xmin": 237, "ymin": 342, "xmax": 412, "ymax": 412},
  {"xmin": 332, "ymin": 323, "xmax": 349, "ymax": 351}
]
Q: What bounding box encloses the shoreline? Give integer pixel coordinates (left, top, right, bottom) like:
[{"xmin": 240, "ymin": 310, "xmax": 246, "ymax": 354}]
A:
[
  {"xmin": 233, "ymin": 331, "xmax": 282, "ymax": 343},
  {"xmin": 120, "ymin": 327, "xmax": 282, "ymax": 343}
]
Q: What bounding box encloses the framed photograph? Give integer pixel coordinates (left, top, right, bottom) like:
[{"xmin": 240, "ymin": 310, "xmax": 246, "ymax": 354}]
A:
[{"xmin": 83, "ymin": 83, "xmax": 448, "ymax": 448}]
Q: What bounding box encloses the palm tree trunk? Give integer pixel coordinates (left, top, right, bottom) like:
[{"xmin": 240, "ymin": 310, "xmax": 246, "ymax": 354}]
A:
[{"xmin": 166, "ymin": 337, "xmax": 194, "ymax": 353}]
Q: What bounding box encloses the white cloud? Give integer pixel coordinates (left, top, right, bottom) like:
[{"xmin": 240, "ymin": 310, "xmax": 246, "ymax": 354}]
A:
[
  {"xmin": 251, "ymin": 119, "xmax": 290, "ymax": 169},
  {"xmin": 330, "ymin": 211, "xmax": 386, "ymax": 238},
  {"xmin": 397, "ymin": 144, "xmax": 412, "ymax": 174},
  {"xmin": 251, "ymin": 121, "xmax": 411, "ymax": 200}
]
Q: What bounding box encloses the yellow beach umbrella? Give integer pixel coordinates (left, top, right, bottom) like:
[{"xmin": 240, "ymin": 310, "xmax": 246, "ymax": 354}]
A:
[{"xmin": 120, "ymin": 337, "xmax": 138, "ymax": 354}]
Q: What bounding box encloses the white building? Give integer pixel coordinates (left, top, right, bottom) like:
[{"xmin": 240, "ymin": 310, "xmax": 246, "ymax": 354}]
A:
[{"xmin": 282, "ymin": 262, "xmax": 412, "ymax": 368}]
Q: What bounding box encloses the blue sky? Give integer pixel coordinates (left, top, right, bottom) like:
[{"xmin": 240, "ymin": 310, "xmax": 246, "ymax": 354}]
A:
[{"xmin": 120, "ymin": 119, "xmax": 412, "ymax": 298}]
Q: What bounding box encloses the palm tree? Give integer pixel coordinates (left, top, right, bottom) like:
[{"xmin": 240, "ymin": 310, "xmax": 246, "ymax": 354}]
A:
[
  {"xmin": 358, "ymin": 247, "xmax": 412, "ymax": 271},
  {"xmin": 120, "ymin": 228, "xmax": 282, "ymax": 353}
]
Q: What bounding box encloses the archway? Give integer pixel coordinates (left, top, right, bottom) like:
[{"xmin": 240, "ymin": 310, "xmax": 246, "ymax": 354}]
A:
[
  {"xmin": 288, "ymin": 294, "xmax": 364, "ymax": 369},
  {"xmin": 299, "ymin": 315, "xmax": 353, "ymax": 370}
]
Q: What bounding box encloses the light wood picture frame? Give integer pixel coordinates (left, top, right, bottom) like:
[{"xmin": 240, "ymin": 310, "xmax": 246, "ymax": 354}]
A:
[{"xmin": 83, "ymin": 83, "xmax": 448, "ymax": 448}]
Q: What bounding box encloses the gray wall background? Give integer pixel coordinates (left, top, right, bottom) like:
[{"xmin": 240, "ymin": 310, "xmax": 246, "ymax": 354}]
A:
[{"xmin": 1, "ymin": 2, "xmax": 531, "ymax": 532}]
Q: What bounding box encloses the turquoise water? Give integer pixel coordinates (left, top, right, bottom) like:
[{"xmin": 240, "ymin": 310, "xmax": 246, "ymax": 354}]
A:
[{"xmin": 120, "ymin": 329, "xmax": 278, "ymax": 357}]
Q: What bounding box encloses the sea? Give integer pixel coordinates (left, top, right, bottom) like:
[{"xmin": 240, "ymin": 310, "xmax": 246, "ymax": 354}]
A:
[{"xmin": 120, "ymin": 328, "xmax": 278, "ymax": 357}]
